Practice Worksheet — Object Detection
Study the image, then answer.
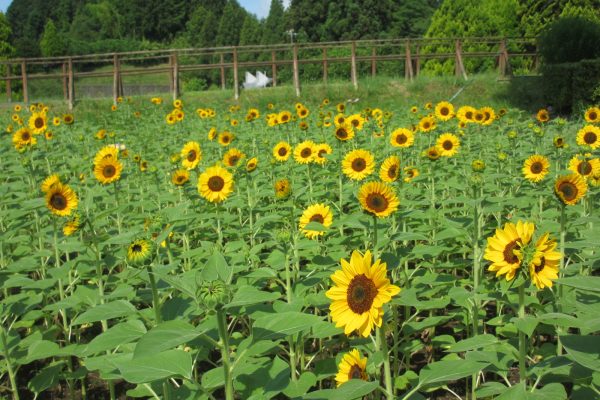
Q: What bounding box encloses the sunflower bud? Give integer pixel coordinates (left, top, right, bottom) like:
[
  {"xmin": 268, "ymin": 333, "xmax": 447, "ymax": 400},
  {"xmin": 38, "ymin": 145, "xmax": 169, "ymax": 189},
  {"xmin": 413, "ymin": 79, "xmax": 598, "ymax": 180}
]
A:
[
  {"xmin": 471, "ymin": 159, "xmax": 486, "ymax": 172},
  {"xmin": 197, "ymin": 280, "xmax": 229, "ymax": 311}
]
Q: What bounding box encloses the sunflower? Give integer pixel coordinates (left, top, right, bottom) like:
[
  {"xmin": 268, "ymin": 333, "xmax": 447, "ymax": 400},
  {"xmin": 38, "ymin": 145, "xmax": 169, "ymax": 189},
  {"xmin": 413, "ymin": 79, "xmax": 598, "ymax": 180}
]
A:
[
  {"xmin": 484, "ymin": 220, "xmax": 535, "ymax": 281},
  {"xmin": 389, "ymin": 128, "xmax": 414, "ymax": 148},
  {"xmin": 63, "ymin": 114, "xmax": 74, "ymax": 125},
  {"xmin": 94, "ymin": 157, "xmax": 123, "ymax": 185},
  {"xmin": 379, "ymin": 156, "xmax": 400, "ymax": 183},
  {"xmin": 127, "ymin": 238, "xmax": 153, "ymax": 266},
  {"xmin": 554, "ymin": 174, "xmax": 587, "ymax": 206},
  {"xmin": 299, "ymin": 203, "xmax": 333, "ymax": 239},
  {"xmin": 12, "ymin": 127, "xmax": 36, "ymax": 147},
  {"xmin": 111, "ymin": 105, "xmax": 117, "ymax": 112},
  {"xmin": 44, "ymin": 131, "xmax": 53, "ymax": 140},
  {"xmin": 246, "ymin": 108, "xmax": 260, "ymax": 121},
  {"xmin": 457, "ymin": 106, "xmax": 476, "ymax": 123},
  {"xmin": 63, "ymin": 214, "xmax": 80, "ymax": 236},
  {"xmin": 584, "ymin": 106, "xmax": 600, "ymax": 123},
  {"xmin": 274, "ymin": 178, "xmax": 291, "ymax": 199},
  {"xmin": 347, "ymin": 114, "xmax": 365, "ymax": 131},
  {"xmin": 207, "ymin": 127, "xmax": 217, "ymax": 141},
  {"xmin": 325, "ymin": 250, "xmax": 400, "ymax": 337},
  {"xmin": 424, "ymin": 146, "xmax": 441, "ymax": 161},
  {"xmin": 218, "ymin": 131, "xmax": 234, "ymax": 146},
  {"xmin": 46, "ymin": 182, "xmax": 78, "ymax": 217},
  {"xmin": 334, "ymin": 113, "xmax": 347, "ymax": 127},
  {"xmin": 536, "ymin": 109, "xmax": 549, "ymax": 123},
  {"xmin": 336, "ymin": 103, "xmax": 345, "ymax": 113},
  {"xmin": 590, "ymin": 172, "xmax": 600, "ymax": 187},
  {"xmin": 436, "ymin": 133, "xmax": 460, "ymax": 157},
  {"xmin": 342, "ymin": 149, "xmax": 375, "ymax": 181},
  {"xmin": 297, "ymin": 107, "xmax": 309, "ymax": 119},
  {"xmin": 171, "ymin": 169, "xmax": 190, "ymax": 186},
  {"xmin": 41, "ymin": 174, "xmax": 61, "ymax": 193},
  {"xmin": 335, "ymin": 349, "xmax": 368, "ymax": 387},
  {"xmin": 480, "ymin": 107, "xmax": 496, "ymax": 125},
  {"xmin": 93, "ymin": 145, "xmax": 119, "ymax": 165},
  {"xmin": 14, "ymin": 104, "xmax": 21, "ymax": 112},
  {"xmin": 358, "ymin": 181, "xmax": 399, "ymax": 218},
  {"xmin": 576, "ymin": 125, "xmax": 600, "ymax": 149},
  {"xmin": 223, "ymin": 148, "xmax": 245, "ymax": 168},
  {"xmin": 278, "ymin": 110, "xmax": 292, "ymax": 124},
  {"xmin": 166, "ymin": 113, "xmax": 177, "ymax": 125},
  {"xmin": 522, "ymin": 155, "xmax": 550, "ymax": 183},
  {"xmin": 28, "ymin": 112, "xmax": 47, "ymax": 134},
  {"xmin": 528, "ymin": 233, "xmax": 561, "ymax": 290},
  {"xmin": 410, "ymin": 106, "xmax": 418, "ymax": 113},
  {"xmin": 314, "ymin": 143, "xmax": 333, "ymax": 165},
  {"xmin": 298, "ymin": 121, "xmax": 309, "ymax": 131},
  {"xmin": 273, "ymin": 142, "xmax": 292, "ymax": 162},
  {"xmin": 198, "ymin": 165, "xmax": 234, "ymax": 203},
  {"xmin": 568, "ymin": 155, "xmax": 600, "ymax": 179},
  {"xmin": 404, "ymin": 167, "xmax": 419, "ymax": 183},
  {"xmin": 173, "ymin": 99, "xmax": 183, "ymax": 109},
  {"xmin": 140, "ymin": 161, "xmax": 148, "ymax": 172},
  {"xmin": 294, "ymin": 141, "xmax": 316, "ymax": 164},
  {"xmin": 434, "ymin": 101, "xmax": 454, "ymax": 121},
  {"xmin": 246, "ymin": 157, "xmax": 258, "ymax": 172},
  {"xmin": 419, "ymin": 116, "xmax": 436, "ymax": 132},
  {"xmin": 53, "ymin": 117, "xmax": 62, "ymax": 127},
  {"xmin": 334, "ymin": 124, "xmax": 355, "ymax": 141},
  {"xmin": 553, "ymin": 136, "xmax": 565, "ymax": 148}
]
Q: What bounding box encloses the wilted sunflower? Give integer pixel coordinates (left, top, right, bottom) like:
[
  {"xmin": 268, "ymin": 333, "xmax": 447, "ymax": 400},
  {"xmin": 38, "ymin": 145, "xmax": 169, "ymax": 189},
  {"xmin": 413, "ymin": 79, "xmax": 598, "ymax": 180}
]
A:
[
  {"xmin": 389, "ymin": 128, "xmax": 414, "ymax": 148},
  {"xmin": 314, "ymin": 143, "xmax": 333, "ymax": 165},
  {"xmin": 404, "ymin": 166, "xmax": 419, "ymax": 183},
  {"xmin": 484, "ymin": 220, "xmax": 535, "ymax": 281},
  {"xmin": 554, "ymin": 174, "xmax": 587, "ymax": 206},
  {"xmin": 12, "ymin": 127, "xmax": 36, "ymax": 148},
  {"xmin": 46, "ymin": 182, "xmax": 78, "ymax": 217},
  {"xmin": 358, "ymin": 181, "xmax": 399, "ymax": 218},
  {"xmin": 584, "ymin": 106, "xmax": 599, "ymax": 123},
  {"xmin": 528, "ymin": 233, "xmax": 561, "ymax": 290},
  {"xmin": 436, "ymin": 133, "xmax": 460, "ymax": 157},
  {"xmin": 246, "ymin": 157, "xmax": 258, "ymax": 172},
  {"xmin": 419, "ymin": 116, "xmax": 436, "ymax": 132},
  {"xmin": 568, "ymin": 155, "xmax": 600, "ymax": 179},
  {"xmin": 63, "ymin": 214, "xmax": 80, "ymax": 236},
  {"xmin": 127, "ymin": 238, "xmax": 153, "ymax": 266},
  {"xmin": 522, "ymin": 155, "xmax": 550, "ymax": 183},
  {"xmin": 171, "ymin": 169, "xmax": 190, "ymax": 186},
  {"xmin": 576, "ymin": 125, "xmax": 600, "ymax": 149},
  {"xmin": 41, "ymin": 174, "xmax": 61, "ymax": 193},
  {"xmin": 223, "ymin": 148, "xmax": 245, "ymax": 168},
  {"xmin": 63, "ymin": 114, "xmax": 74, "ymax": 125},
  {"xmin": 536, "ymin": 109, "xmax": 549, "ymax": 123},
  {"xmin": 274, "ymin": 178, "xmax": 291, "ymax": 199},
  {"xmin": 273, "ymin": 142, "xmax": 292, "ymax": 162},
  {"xmin": 325, "ymin": 250, "xmax": 401, "ymax": 337},
  {"xmin": 379, "ymin": 155, "xmax": 400, "ymax": 183},
  {"xmin": 434, "ymin": 101, "xmax": 454, "ymax": 121},
  {"xmin": 218, "ymin": 131, "xmax": 234, "ymax": 146},
  {"xmin": 198, "ymin": 165, "xmax": 234, "ymax": 203},
  {"xmin": 342, "ymin": 149, "xmax": 375, "ymax": 181},
  {"xmin": 299, "ymin": 203, "xmax": 333, "ymax": 239},
  {"xmin": 294, "ymin": 141, "xmax": 316, "ymax": 164},
  {"xmin": 94, "ymin": 157, "xmax": 123, "ymax": 185},
  {"xmin": 334, "ymin": 124, "xmax": 355, "ymax": 141},
  {"xmin": 28, "ymin": 112, "xmax": 47, "ymax": 134},
  {"xmin": 335, "ymin": 349, "xmax": 368, "ymax": 387}
]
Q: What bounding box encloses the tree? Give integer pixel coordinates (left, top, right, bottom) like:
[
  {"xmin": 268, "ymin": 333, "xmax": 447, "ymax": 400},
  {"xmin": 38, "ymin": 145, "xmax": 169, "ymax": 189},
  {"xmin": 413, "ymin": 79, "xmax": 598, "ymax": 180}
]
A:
[
  {"xmin": 69, "ymin": 2, "xmax": 123, "ymax": 42},
  {"xmin": 215, "ymin": 0, "xmax": 247, "ymax": 46},
  {"xmin": 287, "ymin": 0, "xmax": 329, "ymax": 42},
  {"xmin": 0, "ymin": 12, "xmax": 15, "ymax": 59},
  {"xmin": 239, "ymin": 14, "xmax": 262, "ymax": 46},
  {"xmin": 262, "ymin": 0, "xmax": 285, "ymax": 44},
  {"xmin": 40, "ymin": 19, "xmax": 66, "ymax": 57},
  {"xmin": 389, "ymin": 0, "xmax": 441, "ymax": 38},
  {"xmin": 186, "ymin": 6, "xmax": 219, "ymax": 47}
]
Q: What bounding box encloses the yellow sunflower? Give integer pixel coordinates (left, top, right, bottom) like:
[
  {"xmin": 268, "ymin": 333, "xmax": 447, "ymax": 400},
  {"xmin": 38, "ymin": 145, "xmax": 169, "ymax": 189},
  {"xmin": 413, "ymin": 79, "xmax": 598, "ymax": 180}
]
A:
[
  {"xmin": 41, "ymin": 174, "xmax": 61, "ymax": 193},
  {"xmin": 576, "ymin": 125, "xmax": 600, "ymax": 149},
  {"xmin": 568, "ymin": 155, "xmax": 600, "ymax": 179},
  {"xmin": 44, "ymin": 131, "xmax": 53, "ymax": 140},
  {"xmin": 336, "ymin": 103, "xmax": 346, "ymax": 113},
  {"xmin": 389, "ymin": 128, "xmax": 414, "ymax": 148},
  {"xmin": 484, "ymin": 220, "xmax": 535, "ymax": 281},
  {"xmin": 93, "ymin": 145, "xmax": 119, "ymax": 165},
  {"xmin": 554, "ymin": 174, "xmax": 587, "ymax": 206},
  {"xmin": 334, "ymin": 124, "xmax": 355, "ymax": 141},
  {"xmin": 274, "ymin": 178, "xmax": 291, "ymax": 199},
  {"xmin": 419, "ymin": 116, "xmax": 436, "ymax": 132},
  {"xmin": 278, "ymin": 110, "xmax": 292, "ymax": 124},
  {"xmin": 347, "ymin": 114, "xmax": 365, "ymax": 131},
  {"xmin": 553, "ymin": 136, "xmax": 566, "ymax": 148},
  {"xmin": 223, "ymin": 148, "xmax": 245, "ymax": 168},
  {"xmin": 294, "ymin": 141, "xmax": 316, "ymax": 164},
  {"xmin": 94, "ymin": 157, "xmax": 123, "ymax": 185},
  {"xmin": 46, "ymin": 182, "xmax": 78, "ymax": 217},
  {"xmin": 198, "ymin": 165, "xmax": 234, "ymax": 203},
  {"xmin": 246, "ymin": 157, "xmax": 258, "ymax": 172},
  {"xmin": 480, "ymin": 107, "xmax": 496, "ymax": 126},
  {"xmin": 342, "ymin": 149, "xmax": 375, "ymax": 181},
  {"xmin": 522, "ymin": 155, "xmax": 550, "ymax": 183},
  {"xmin": 457, "ymin": 106, "xmax": 476, "ymax": 124},
  {"xmin": 379, "ymin": 155, "xmax": 400, "ymax": 183},
  {"xmin": 529, "ymin": 233, "xmax": 561, "ymax": 290},
  {"xmin": 299, "ymin": 203, "xmax": 333, "ymax": 239},
  {"xmin": 208, "ymin": 127, "xmax": 217, "ymax": 141},
  {"xmin": 180, "ymin": 141, "xmax": 202, "ymax": 170},
  {"xmin": 584, "ymin": 106, "xmax": 600, "ymax": 123},
  {"xmin": 171, "ymin": 169, "xmax": 190, "ymax": 186},
  {"xmin": 325, "ymin": 250, "xmax": 401, "ymax": 337},
  {"xmin": 404, "ymin": 167, "xmax": 419, "ymax": 183},
  {"xmin": 436, "ymin": 133, "xmax": 460, "ymax": 157},
  {"xmin": 273, "ymin": 142, "xmax": 292, "ymax": 162},
  {"xmin": 335, "ymin": 349, "xmax": 368, "ymax": 387},
  {"xmin": 127, "ymin": 238, "xmax": 153, "ymax": 266},
  {"xmin": 28, "ymin": 112, "xmax": 47, "ymax": 134},
  {"xmin": 12, "ymin": 127, "xmax": 36, "ymax": 148},
  {"xmin": 218, "ymin": 131, "xmax": 234, "ymax": 146},
  {"xmin": 63, "ymin": 114, "xmax": 74, "ymax": 125},
  {"xmin": 63, "ymin": 214, "xmax": 80, "ymax": 236},
  {"xmin": 297, "ymin": 107, "xmax": 309, "ymax": 119},
  {"xmin": 314, "ymin": 143, "xmax": 333, "ymax": 165},
  {"xmin": 536, "ymin": 109, "xmax": 549, "ymax": 123},
  {"xmin": 434, "ymin": 101, "xmax": 454, "ymax": 121},
  {"xmin": 358, "ymin": 181, "xmax": 399, "ymax": 218},
  {"xmin": 424, "ymin": 146, "xmax": 441, "ymax": 161}
]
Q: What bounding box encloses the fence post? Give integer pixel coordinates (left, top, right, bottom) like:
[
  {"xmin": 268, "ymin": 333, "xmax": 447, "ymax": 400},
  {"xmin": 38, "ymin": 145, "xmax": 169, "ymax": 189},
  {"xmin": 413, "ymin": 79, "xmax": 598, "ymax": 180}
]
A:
[
  {"xmin": 220, "ymin": 53, "xmax": 225, "ymax": 90},
  {"xmin": 499, "ymin": 39, "xmax": 512, "ymax": 77},
  {"xmin": 6, "ymin": 64, "xmax": 12, "ymax": 103},
  {"xmin": 322, "ymin": 47, "xmax": 328, "ymax": 84},
  {"xmin": 350, "ymin": 41, "xmax": 358, "ymax": 89},
  {"xmin": 113, "ymin": 53, "xmax": 120, "ymax": 104},
  {"xmin": 233, "ymin": 47, "xmax": 239, "ymax": 100},
  {"xmin": 292, "ymin": 44, "xmax": 300, "ymax": 97},
  {"xmin": 371, "ymin": 47, "xmax": 376, "ymax": 77},
  {"xmin": 62, "ymin": 62, "xmax": 67, "ymax": 101},
  {"xmin": 67, "ymin": 58, "xmax": 74, "ymax": 110},
  {"xmin": 415, "ymin": 44, "xmax": 421, "ymax": 77},
  {"xmin": 172, "ymin": 51, "xmax": 179, "ymax": 101},
  {"xmin": 271, "ymin": 51, "xmax": 277, "ymax": 87},
  {"xmin": 454, "ymin": 39, "xmax": 468, "ymax": 80},
  {"xmin": 21, "ymin": 61, "xmax": 28, "ymax": 104},
  {"xmin": 405, "ymin": 40, "xmax": 413, "ymax": 80}
]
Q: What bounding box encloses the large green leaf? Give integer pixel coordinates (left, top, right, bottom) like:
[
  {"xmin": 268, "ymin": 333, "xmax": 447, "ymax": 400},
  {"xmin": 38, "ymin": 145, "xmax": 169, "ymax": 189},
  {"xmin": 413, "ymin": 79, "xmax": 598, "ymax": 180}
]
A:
[
  {"xmin": 561, "ymin": 335, "xmax": 600, "ymax": 372},
  {"xmin": 115, "ymin": 349, "xmax": 192, "ymax": 384},
  {"xmin": 557, "ymin": 276, "xmax": 600, "ymax": 292},
  {"xmin": 252, "ymin": 312, "xmax": 323, "ymax": 341},
  {"xmin": 72, "ymin": 300, "xmax": 137, "ymax": 325},
  {"xmin": 418, "ymin": 360, "xmax": 489, "ymax": 387},
  {"xmin": 447, "ymin": 334, "xmax": 499, "ymax": 353},
  {"xmin": 134, "ymin": 320, "xmax": 206, "ymax": 358},
  {"xmin": 224, "ymin": 285, "xmax": 281, "ymax": 309},
  {"xmin": 83, "ymin": 320, "xmax": 147, "ymax": 356},
  {"xmin": 304, "ymin": 380, "xmax": 379, "ymax": 399}
]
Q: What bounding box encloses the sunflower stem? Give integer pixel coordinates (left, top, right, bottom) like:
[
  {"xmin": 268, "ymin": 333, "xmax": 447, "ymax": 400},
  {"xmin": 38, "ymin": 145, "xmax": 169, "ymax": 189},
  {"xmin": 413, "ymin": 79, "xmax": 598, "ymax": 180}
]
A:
[
  {"xmin": 377, "ymin": 324, "xmax": 394, "ymax": 400},
  {"xmin": 216, "ymin": 309, "xmax": 234, "ymax": 400},
  {"xmin": 146, "ymin": 264, "xmax": 162, "ymax": 324},
  {"xmin": 518, "ymin": 284, "xmax": 527, "ymax": 386},
  {"xmin": 1, "ymin": 325, "xmax": 20, "ymax": 400},
  {"xmin": 557, "ymin": 203, "xmax": 566, "ymax": 355},
  {"xmin": 372, "ymin": 215, "xmax": 378, "ymax": 258}
]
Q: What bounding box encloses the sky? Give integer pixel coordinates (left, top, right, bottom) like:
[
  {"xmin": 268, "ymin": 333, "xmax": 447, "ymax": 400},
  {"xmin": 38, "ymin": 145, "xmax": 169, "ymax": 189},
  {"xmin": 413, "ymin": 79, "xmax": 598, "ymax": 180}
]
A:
[
  {"xmin": 239, "ymin": 0, "xmax": 290, "ymax": 19},
  {"xmin": 0, "ymin": 0, "xmax": 10, "ymax": 13}
]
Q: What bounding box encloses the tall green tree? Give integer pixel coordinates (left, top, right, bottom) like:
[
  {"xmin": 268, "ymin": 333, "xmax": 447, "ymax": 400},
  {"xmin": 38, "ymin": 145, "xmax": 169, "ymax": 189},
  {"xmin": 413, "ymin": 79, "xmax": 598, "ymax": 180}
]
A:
[
  {"xmin": 262, "ymin": 0, "xmax": 285, "ymax": 44},
  {"xmin": 287, "ymin": 0, "xmax": 328, "ymax": 42},
  {"xmin": 239, "ymin": 14, "xmax": 263, "ymax": 46},
  {"xmin": 40, "ymin": 19, "xmax": 66, "ymax": 57},
  {"xmin": 389, "ymin": 0, "xmax": 441, "ymax": 38},
  {"xmin": 69, "ymin": 1, "xmax": 123, "ymax": 42},
  {"xmin": 0, "ymin": 12, "xmax": 15, "ymax": 59},
  {"xmin": 215, "ymin": 0, "xmax": 247, "ymax": 46}
]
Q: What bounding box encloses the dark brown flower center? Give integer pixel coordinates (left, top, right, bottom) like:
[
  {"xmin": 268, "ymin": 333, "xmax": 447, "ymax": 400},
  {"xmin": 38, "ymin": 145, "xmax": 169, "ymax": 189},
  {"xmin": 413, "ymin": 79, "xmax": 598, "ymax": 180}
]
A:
[
  {"xmin": 346, "ymin": 274, "xmax": 377, "ymax": 314},
  {"xmin": 349, "ymin": 365, "xmax": 364, "ymax": 380},
  {"xmin": 407, "ymin": 170, "xmax": 415, "ymax": 178},
  {"xmin": 336, "ymin": 128, "xmax": 348, "ymax": 139},
  {"xmin": 351, "ymin": 158, "xmax": 366, "ymax": 172},
  {"xmin": 502, "ymin": 240, "xmax": 520, "ymax": 264},
  {"xmin": 22, "ymin": 132, "xmax": 31, "ymax": 140},
  {"xmin": 351, "ymin": 119, "xmax": 359, "ymax": 127},
  {"xmin": 388, "ymin": 165, "xmax": 398, "ymax": 179},
  {"xmin": 50, "ymin": 193, "xmax": 67, "ymax": 210},
  {"xmin": 208, "ymin": 176, "xmax": 225, "ymax": 191},
  {"xmin": 440, "ymin": 107, "xmax": 449, "ymax": 116},
  {"xmin": 34, "ymin": 117, "xmax": 44, "ymax": 129},
  {"xmin": 132, "ymin": 244, "xmax": 142, "ymax": 253},
  {"xmin": 222, "ymin": 135, "xmax": 230, "ymax": 143},
  {"xmin": 577, "ymin": 161, "xmax": 592, "ymax": 176},
  {"xmin": 103, "ymin": 165, "xmax": 116, "ymax": 178},
  {"xmin": 589, "ymin": 111, "xmax": 597, "ymax": 120},
  {"xmin": 278, "ymin": 147, "xmax": 288, "ymax": 156},
  {"xmin": 366, "ymin": 193, "xmax": 389, "ymax": 213},
  {"xmin": 530, "ymin": 161, "xmax": 543, "ymax": 174},
  {"xmin": 396, "ymin": 134, "xmax": 407, "ymax": 144},
  {"xmin": 309, "ymin": 214, "xmax": 324, "ymax": 224},
  {"xmin": 465, "ymin": 111, "xmax": 473, "ymax": 120},
  {"xmin": 558, "ymin": 181, "xmax": 577, "ymax": 200},
  {"xmin": 187, "ymin": 150, "xmax": 197, "ymax": 162},
  {"xmin": 584, "ymin": 131, "xmax": 597, "ymax": 144},
  {"xmin": 301, "ymin": 148, "xmax": 312, "ymax": 158},
  {"xmin": 423, "ymin": 122, "xmax": 431, "ymax": 129},
  {"xmin": 534, "ymin": 257, "xmax": 546, "ymax": 273},
  {"xmin": 228, "ymin": 156, "xmax": 239, "ymax": 166},
  {"xmin": 442, "ymin": 140, "xmax": 453, "ymax": 150}
]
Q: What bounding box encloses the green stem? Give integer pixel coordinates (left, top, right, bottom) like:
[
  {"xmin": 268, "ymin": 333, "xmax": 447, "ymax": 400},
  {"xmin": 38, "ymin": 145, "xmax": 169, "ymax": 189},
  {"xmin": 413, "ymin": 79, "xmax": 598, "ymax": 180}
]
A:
[
  {"xmin": 216, "ymin": 309, "xmax": 234, "ymax": 400},
  {"xmin": 1, "ymin": 326, "xmax": 20, "ymax": 400},
  {"xmin": 372, "ymin": 215, "xmax": 378, "ymax": 258},
  {"xmin": 518, "ymin": 284, "xmax": 527, "ymax": 386},
  {"xmin": 377, "ymin": 324, "xmax": 394, "ymax": 400},
  {"xmin": 146, "ymin": 265, "xmax": 162, "ymax": 324},
  {"xmin": 557, "ymin": 203, "xmax": 566, "ymax": 355}
]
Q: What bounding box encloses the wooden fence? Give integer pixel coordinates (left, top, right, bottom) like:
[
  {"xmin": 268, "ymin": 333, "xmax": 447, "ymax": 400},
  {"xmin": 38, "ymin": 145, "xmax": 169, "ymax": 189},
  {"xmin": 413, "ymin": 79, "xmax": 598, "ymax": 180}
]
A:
[{"xmin": 0, "ymin": 37, "xmax": 538, "ymax": 109}]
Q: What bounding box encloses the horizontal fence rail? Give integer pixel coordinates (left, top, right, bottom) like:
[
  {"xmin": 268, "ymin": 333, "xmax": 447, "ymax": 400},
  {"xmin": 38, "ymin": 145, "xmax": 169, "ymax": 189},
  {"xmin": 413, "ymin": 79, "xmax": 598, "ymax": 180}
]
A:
[{"xmin": 0, "ymin": 37, "xmax": 538, "ymax": 109}]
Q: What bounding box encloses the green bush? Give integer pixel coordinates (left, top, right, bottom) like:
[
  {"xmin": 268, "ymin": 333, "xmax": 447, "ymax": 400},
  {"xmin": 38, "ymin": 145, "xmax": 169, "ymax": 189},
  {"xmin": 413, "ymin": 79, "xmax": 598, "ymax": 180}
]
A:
[
  {"xmin": 541, "ymin": 58, "xmax": 600, "ymax": 112},
  {"xmin": 538, "ymin": 16, "xmax": 600, "ymax": 64}
]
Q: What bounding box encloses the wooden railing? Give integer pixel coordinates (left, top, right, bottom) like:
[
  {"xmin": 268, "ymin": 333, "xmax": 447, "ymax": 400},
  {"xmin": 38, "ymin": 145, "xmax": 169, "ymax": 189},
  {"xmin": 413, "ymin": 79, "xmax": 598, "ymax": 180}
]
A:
[{"xmin": 0, "ymin": 37, "xmax": 538, "ymax": 108}]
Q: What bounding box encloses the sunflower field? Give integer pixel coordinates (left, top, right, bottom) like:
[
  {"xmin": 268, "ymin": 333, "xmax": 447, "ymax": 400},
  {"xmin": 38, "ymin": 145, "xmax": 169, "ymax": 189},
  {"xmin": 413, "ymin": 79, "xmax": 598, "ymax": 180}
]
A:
[{"xmin": 1, "ymin": 94, "xmax": 600, "ymax": 400}]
